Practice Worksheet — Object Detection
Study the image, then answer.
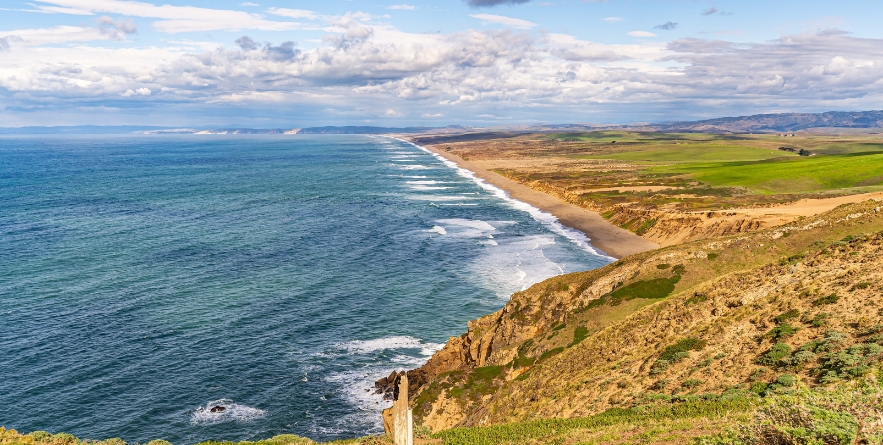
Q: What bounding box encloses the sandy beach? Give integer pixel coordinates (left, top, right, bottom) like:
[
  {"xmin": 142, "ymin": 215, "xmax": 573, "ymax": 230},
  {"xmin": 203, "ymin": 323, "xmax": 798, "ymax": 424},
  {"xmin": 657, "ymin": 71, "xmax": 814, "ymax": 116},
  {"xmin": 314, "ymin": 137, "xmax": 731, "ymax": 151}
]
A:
[{"xmin": 410, "ymin": 141, "xmax": 660, "ymax": 259}]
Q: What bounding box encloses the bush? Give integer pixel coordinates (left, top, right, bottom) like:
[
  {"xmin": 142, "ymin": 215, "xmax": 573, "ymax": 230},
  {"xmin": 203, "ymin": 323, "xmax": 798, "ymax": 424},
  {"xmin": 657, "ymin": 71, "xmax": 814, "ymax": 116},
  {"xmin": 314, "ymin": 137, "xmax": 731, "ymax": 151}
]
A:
[
  {"xmin": 812, "ymin": 293, "xmax": 840, "ymax": 306},
  {"xmin": 766, "ymin": 324, "xmax": 798, "ymax": 341},
  {"xmin": 659, "ymin": 338, "xmax": 707, "ymax": 362},
  {"xmin": 682, "ymin": 379, "xmax": 703, "ymax": 389},
  {"xmin": 773, "ymin": 309, "xmax": 800, "ymax": 324},
  {"xmin": 756, "ymin": 343, "xmax": 792, "ymax": 367},
  {"xmin": 775, "ymin": 374, "xmax": 796, "ymax": 387}
]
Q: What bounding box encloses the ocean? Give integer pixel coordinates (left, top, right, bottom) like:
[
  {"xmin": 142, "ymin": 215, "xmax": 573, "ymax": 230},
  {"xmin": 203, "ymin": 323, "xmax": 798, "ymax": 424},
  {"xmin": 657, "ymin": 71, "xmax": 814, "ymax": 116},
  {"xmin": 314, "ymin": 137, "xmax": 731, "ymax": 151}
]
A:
[{"xmin": 0, "ymin": 135, "xmax": 611, "ymax": 443}]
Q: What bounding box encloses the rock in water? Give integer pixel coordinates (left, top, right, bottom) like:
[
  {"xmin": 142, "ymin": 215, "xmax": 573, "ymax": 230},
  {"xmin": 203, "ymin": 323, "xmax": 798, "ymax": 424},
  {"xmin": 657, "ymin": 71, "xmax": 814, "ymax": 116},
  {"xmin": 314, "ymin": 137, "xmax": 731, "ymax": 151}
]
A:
[{"xmin": 210, "ymin": 406, "xmax": 226, "ymax": 413}]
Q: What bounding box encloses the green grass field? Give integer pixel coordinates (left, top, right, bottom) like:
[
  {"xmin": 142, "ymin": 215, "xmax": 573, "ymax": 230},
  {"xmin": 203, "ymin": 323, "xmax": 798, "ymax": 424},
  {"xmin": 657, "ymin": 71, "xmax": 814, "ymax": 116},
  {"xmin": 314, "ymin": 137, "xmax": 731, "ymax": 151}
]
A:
[
  {"xmin": 653, "ymin": 152, "xmax": 883, "ymax": 194},
  {"xmin": 575, "ymin": 144, "xmax": 797, "ymax": 163}
]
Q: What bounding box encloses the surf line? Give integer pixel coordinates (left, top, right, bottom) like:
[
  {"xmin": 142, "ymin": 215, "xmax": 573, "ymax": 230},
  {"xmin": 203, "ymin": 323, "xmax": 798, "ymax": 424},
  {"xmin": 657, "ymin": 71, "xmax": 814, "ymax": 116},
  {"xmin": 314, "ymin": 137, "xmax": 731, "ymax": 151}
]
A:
[{"xmin": 386, "ymin": 136, "xmax": 614, "ymax": 260}]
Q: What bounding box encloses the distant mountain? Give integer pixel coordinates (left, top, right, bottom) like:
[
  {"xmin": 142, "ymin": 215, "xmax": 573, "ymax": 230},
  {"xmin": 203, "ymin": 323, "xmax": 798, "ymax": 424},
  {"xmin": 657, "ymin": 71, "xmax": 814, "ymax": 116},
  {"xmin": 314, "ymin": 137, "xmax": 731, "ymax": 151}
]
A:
[{"xmin": 654, "ymin": 110, "xmax": 883, "ymax": 133}]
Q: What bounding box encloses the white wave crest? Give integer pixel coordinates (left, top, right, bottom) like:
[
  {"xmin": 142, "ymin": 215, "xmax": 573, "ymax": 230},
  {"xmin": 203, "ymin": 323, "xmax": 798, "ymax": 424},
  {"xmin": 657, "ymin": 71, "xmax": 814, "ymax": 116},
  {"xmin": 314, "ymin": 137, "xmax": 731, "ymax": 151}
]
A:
[
  {"xmin": 388, "ymin": 137, "xmax": 614, "ymax": 260},
  {"xmin": 190, "ymin": 399, "xmax": 266, "ymax": 425},
  {"xmin": 426, "ymin": 225, "xmax": 447, "ymax": 235},
  {"xmin": 337, "ymin": 335, "xmax": 444, "ymax": 356}
]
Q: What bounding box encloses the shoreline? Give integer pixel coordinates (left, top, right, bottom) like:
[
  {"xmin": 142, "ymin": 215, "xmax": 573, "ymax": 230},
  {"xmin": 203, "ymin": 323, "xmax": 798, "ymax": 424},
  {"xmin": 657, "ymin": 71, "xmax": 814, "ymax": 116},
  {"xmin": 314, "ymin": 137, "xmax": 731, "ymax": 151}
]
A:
[{"xmin": 399, "ymin": 138, "xmax": 660, "ymax": 259}]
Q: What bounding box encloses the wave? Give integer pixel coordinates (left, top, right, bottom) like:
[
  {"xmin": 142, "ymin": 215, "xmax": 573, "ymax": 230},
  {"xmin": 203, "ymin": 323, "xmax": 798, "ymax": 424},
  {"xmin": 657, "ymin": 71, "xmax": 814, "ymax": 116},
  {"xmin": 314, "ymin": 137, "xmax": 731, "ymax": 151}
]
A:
[
  {"xmin": 336, "ymin": 335, "xmax": 444, "ymax": 356},
  {"xmin": 408, "ymin": 185, "xmax": 452, "ymax": 191},
  {"xmin": 407, "ymin": 195, "xmax": 480, "ymax": 201},
  {"xmin": 190, "ymin": 399, "xmax": 266, "ymax": 425},
  {"xmin": 388, "ymin": 137, "xmax": 614, "ymax": 260},
  {"xmin": 426, "ymin": 225, "xmax": 447, "ymax": 235}
]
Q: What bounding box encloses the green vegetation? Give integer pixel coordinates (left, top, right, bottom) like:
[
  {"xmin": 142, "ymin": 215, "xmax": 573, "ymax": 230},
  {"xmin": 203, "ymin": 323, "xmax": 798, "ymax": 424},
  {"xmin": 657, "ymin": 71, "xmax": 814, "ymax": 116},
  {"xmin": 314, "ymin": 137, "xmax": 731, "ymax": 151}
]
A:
[
  {"xmin": 579, "ymin": 144, "xmax": 797, "ymax": 163},
  {"xmin": 0, "ymin": 430, "xmax": 385, "ymax": 445},
  {"xmin": 654, "ymin": 152, "xmax": 883, "ymax": 194},
  {"xmin": 813, "ymin": 293, "xmax": 841, "ymax": 306},
  {"xmin": 433, "ymin": 399, "xmax": 753, "ymax": 445},
  {"xmin": 696, "ymin": 380, "xmax": 883, "ymax": 445}
]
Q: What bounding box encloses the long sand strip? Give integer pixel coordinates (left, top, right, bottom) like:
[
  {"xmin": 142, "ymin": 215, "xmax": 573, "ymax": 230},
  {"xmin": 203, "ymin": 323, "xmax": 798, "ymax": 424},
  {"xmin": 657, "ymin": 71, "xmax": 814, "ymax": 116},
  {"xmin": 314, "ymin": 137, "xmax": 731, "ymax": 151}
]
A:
[{"xmin": 417, "ymin": 144, "xmax": 660, "ymax": 259}]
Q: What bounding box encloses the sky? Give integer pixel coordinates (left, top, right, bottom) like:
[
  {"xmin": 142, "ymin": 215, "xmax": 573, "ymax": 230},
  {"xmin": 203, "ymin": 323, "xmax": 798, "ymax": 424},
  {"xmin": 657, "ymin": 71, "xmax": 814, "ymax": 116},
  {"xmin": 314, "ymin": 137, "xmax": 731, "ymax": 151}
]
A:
[{"xmin": 1, "ymin": 0, "xmax": 883, "ymax": 128}]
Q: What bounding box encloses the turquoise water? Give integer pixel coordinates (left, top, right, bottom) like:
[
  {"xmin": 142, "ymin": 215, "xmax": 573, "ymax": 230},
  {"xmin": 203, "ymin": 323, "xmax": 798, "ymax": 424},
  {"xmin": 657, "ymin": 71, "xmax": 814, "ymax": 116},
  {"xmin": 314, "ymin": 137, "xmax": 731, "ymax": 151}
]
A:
[{"xmin": 0, "ymin": 135, "xmax": 611, "ymax": 443}]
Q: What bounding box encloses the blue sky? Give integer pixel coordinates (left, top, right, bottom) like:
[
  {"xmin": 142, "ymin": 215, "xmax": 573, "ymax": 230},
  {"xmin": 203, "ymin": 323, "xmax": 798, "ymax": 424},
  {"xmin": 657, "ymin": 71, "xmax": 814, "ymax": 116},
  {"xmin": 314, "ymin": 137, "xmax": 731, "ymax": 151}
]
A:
[{"xmin": 1, "ymin": 0, "xmax": 882, "ymax": 127}]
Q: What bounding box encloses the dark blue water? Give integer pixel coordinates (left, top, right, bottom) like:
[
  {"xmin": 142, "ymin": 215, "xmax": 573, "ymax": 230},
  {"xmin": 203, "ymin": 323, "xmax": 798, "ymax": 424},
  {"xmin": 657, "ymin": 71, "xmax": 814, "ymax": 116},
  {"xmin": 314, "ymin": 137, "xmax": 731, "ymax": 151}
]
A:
[{"xmin": 0, "ymin": 135, "xmax": 611, "ymax": 443}]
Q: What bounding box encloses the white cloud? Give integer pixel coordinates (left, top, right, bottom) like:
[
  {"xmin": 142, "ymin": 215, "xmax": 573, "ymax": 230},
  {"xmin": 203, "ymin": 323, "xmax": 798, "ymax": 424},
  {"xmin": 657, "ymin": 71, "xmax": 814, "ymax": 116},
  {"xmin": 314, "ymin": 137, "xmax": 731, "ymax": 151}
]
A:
[
  {"xmin": 240, "ymin": 2, "xmax": 258, "ymax": 6},
  {"xmin": 470, "ymin": 13, "xmax": 537, "ymax": 29},
  {"xmin": 628, "ymin": 31, "xmax": 657, "ymax": 37},
  {"xmin": 121, "ymin": 87, "xmax": 151, "ymax": 96},
  {"xmin": 26, "ymin": 5, "xmax": 95, "ymax": 15},
  {"xmin": 387, "ymin": 4, "xmax": 417, "ymax": 10},
  {"xmin": 603, "ymin": 17, "xmax": 623, "ymax": 22},
  {"xmin": 33, "ymin": 0, "xmax": 300, "ymax": 33},
  {"xmin": 2, "ymin": 15, "xmax": 883, "ymax": 125},
  {"xmin": 266, "ymin": 7, "xmax": 317, "ymax": 20}
]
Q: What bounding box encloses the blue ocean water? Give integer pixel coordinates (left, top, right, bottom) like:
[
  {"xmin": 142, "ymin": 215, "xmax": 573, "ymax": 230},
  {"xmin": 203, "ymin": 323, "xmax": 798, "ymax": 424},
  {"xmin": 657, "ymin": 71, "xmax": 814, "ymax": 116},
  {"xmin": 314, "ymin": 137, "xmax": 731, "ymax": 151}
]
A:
[{"xmin": 0, "ymin": 135, "xmax": 611, "ymax": 443}]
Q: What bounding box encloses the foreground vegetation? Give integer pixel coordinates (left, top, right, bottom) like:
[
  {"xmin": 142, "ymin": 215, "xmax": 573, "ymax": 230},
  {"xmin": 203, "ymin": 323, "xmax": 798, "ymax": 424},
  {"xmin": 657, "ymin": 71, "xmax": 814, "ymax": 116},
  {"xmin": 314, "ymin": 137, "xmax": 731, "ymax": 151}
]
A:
[{"xmin": 6, "ymin": 378, "xmax": 881, "ymax": 444}]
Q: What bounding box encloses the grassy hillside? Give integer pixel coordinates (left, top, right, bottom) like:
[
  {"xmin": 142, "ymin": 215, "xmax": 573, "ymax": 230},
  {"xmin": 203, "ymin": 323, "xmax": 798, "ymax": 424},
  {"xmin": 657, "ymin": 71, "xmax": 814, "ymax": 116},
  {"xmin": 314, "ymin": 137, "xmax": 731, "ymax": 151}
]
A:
[{"xmin": 404, "ymin": 200, "xmax": 883, "ymax": 443}]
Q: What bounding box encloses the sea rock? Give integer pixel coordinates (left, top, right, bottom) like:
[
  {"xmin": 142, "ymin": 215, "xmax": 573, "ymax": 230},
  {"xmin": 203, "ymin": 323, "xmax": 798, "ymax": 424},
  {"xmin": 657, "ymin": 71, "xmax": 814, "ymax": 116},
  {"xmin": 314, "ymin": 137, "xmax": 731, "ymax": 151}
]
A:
[{"xmin": 210, "ymin": 406, "xmax": 226, "ymax": 413}]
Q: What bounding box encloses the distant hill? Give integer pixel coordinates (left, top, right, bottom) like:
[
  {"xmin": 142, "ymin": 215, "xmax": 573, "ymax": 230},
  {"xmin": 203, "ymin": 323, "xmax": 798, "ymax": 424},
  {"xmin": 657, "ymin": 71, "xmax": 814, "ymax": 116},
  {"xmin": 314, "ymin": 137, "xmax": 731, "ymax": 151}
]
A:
[{"xmin": 654, "ymin": 110, "xmax": 883, "ymax": 133}]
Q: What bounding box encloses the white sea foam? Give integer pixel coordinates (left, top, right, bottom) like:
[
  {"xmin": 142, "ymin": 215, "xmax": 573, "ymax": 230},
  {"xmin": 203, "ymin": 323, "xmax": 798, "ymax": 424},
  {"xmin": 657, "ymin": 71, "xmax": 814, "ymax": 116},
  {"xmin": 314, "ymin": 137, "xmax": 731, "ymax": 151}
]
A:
[
  {"xmin": 409, "ymin": 185, "xmax": 451, "ymax": 191},
  {"xmin": 407, "ymin": 195, "xmax": 479, "ymax": 201},
  {"xmin": 426, "ymin": 225, "xmax": 447, "ymax": 235},
  {"xmin": 337, "ymin": 335, "xmax": 444, "ymax": 355},
  {"xmin": 406, "ymin": 180, "xmax": 452, "ymax": 185},
  {"xmin": 388, "ymin": 137, "xmax": 614, "ymax": 260},
  {"xmin": 190, "ymin": 399, "xmax": 266, "ymax": 425},
  {"xmin": 396, "ymin": 164, "xmax": 432, "ymax": 170}
]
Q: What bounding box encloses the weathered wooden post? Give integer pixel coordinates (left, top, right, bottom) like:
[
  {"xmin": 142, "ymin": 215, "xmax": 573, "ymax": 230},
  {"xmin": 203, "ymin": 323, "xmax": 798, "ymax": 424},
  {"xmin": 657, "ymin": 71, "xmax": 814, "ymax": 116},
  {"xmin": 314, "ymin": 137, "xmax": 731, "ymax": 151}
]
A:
[{"xmin": 392, "ymin": 373, "xmax": 413, "ymax": 445}]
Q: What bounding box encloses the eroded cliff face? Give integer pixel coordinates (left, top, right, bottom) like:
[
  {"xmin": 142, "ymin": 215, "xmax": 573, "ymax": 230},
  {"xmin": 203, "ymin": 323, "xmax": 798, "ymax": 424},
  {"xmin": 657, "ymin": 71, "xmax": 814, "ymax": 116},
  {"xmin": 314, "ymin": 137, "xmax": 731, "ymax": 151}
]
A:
[
  {"xmin": 402, "ymin": 201, "xmax": 883, "ymax": 431},
  {"xmin": 510, "ymin": 178, "xmax": 780, "ymax": 247}
]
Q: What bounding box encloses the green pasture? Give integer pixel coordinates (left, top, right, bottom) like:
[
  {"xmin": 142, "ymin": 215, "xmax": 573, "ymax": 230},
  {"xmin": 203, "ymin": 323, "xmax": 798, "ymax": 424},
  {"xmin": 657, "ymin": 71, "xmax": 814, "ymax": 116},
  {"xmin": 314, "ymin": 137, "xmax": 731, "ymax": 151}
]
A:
[
  {"xmin": 653, "ymin": 152, "xmax": 883, "ymax": 194},
  {"xmin": 546, "ymin": 131, "xmax": 731, "ymax": 143},
  {"xmin": 575, "ymin": 143, "xmax": 797, "ymax": 163}
]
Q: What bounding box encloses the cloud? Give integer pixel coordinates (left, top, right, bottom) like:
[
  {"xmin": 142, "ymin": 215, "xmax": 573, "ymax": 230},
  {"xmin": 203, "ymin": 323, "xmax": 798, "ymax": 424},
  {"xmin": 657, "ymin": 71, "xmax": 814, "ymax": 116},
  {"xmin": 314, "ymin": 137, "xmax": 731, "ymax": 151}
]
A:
[
  {"xmin": 97, "ymin": 16, "xmax": 136, "ymax": 40},
  {"xmin": 235, "ymin": 35, "xmax": 258, "ymax": 51},
  {"xmin": 603, "ymin": 17, "xmax": 623, "ymax": 22},
  {"xmin": 0, "ymin": 35, "xmax": 23, "ymax": 51},
  {"xmin": 121, "ymin": 87, "xmax": 151, "ymax": 96},
  {"xmin": 465, "ymin": 0, "xmax": 530, "ymax": 7},
  {"xmin": 628, "ymin": 31, "xmax": 657, "ymax": 37},
  {"xmin": 240, "ymin": 2, "xmax": 258, "ymax": 6},
  {"xmin": 3, "ymin": 17, "xmax": 883, "ymax": 125},
  {"xmin": 266, "ymin": 7, "xmax": 317, "ymax": 20},
  {"xmin": 25, "ymin": 5, "xmax": 95, "ymax": 14},
  {"xmin": 33, "ymin": 0, "xmax": 300, "ymax": 33},
  {"xmin": 654, "ymin": 21, "xmax": 677, "ymax": 30},
  {"xmin": 470, "ymin": 13, "xmax": 537, "ymax": 29},
  {"xmin": 387, "ymin": 4, "xmax": 417, "ymax": 10},
  {"xmin": 702, "ymin": 7, "xmax": 718, "ymax": 16}
]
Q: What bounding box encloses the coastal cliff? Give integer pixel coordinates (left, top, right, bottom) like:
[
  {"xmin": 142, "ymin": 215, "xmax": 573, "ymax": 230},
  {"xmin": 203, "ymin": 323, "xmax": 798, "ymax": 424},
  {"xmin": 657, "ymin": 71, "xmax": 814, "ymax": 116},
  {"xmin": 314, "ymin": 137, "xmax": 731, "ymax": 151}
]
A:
[{"xmin": 399, "ymin": 200, "xmax": 883, "ymax": 432}]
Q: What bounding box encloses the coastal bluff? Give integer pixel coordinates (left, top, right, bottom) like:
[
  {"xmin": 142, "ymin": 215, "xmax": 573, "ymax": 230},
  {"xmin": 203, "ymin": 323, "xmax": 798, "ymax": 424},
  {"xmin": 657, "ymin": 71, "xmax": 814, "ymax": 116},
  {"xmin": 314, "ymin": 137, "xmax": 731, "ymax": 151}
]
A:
[{"xmin": 394, "ymin": 200, "xmax": 883, "ymax": 432}]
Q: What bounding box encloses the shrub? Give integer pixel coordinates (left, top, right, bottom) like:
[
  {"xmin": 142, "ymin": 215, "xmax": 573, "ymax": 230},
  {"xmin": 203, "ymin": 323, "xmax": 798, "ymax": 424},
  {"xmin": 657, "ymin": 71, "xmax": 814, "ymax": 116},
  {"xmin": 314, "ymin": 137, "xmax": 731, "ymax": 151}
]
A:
[
  {"xmin": 659, "ymin": 338, "xmax": 707, "ymax": 362},
  {"xmin": 775, "ymin": 374, "xmax": 796, "ymax": 387},
  {"xmin": 756, "ymin": 343, "xmax": 792, "ymax": 367},
  {"xmin": 812, "ymin": 293, "xmax": 840, "ymax": 306},
  {"xmin": 766, "ymin": 324, "xmax": 798, "ymax": 341},
  {"xmin": 30, "ymin": 432, "xmax": 52, "ymax": 442},
  {"xmin": 749, "ymin": 381, "xmax": 769, "ymax": 396},
  {"xmin": 773, "ymin": 309, "xmax": 800, "ymax": 324},
  {"xmin": 682, "ymin": 379, "xmax": 703, "ymax": 389}
]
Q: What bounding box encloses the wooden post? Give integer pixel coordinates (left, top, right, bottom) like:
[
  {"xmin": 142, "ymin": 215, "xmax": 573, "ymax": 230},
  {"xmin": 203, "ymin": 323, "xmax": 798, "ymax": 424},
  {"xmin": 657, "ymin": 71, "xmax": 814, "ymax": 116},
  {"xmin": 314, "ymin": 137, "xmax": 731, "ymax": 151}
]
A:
[{"xmin": 392, "ymin": 373, "xmax": 413, "ymax": 445}]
